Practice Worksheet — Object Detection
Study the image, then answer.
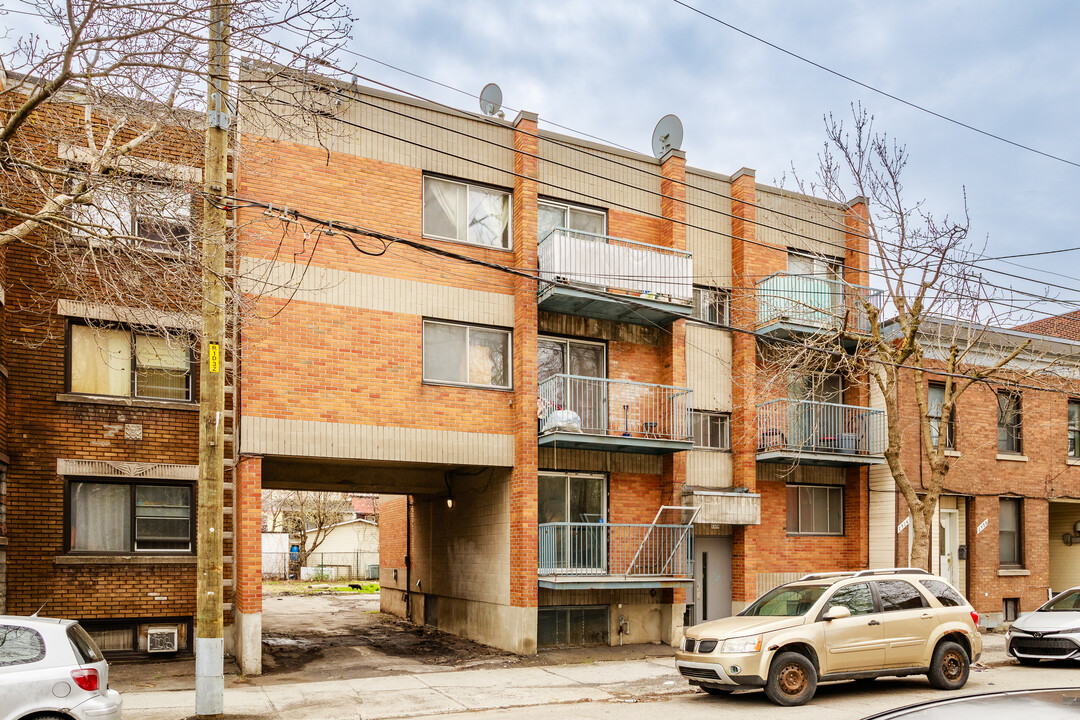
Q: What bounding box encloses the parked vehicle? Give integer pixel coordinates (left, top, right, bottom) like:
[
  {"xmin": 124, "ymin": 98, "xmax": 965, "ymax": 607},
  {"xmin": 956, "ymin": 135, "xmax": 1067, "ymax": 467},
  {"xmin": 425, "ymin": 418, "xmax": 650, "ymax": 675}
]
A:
[
  {"xmin": 1006, "ymin": 586, "xmax": 1080, "ymax": 664},
  {"xmin": 676, "ymin": 568, "xmax": 982, "ymax": 706},
  {"xmin": 0, "ymin": 614, "xmax": 122, "ymax": 720}
]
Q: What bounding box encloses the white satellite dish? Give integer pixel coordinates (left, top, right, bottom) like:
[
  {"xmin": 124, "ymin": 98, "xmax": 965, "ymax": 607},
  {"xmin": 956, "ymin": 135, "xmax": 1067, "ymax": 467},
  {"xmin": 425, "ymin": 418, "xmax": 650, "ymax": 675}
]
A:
[
  {"xmin": 651, "ymin": 114, "xmax": 684, "ymax": 159},
  {"xmin": 479, "ymin": 83, "xmax": 503, "ymax": 117}
]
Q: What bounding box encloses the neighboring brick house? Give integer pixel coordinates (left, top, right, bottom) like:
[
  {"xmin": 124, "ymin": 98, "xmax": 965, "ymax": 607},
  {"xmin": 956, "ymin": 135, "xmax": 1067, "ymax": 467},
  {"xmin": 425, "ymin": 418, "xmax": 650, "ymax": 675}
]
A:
[
  {"xmin": 867, "ymin": 318, "xmax": 1080, "ymax": 627},
  {"xmin": 225, "ymin": 74, "xmax": 880, "ymax": 669},
  {"xmin": 0, "ymin": 80, "xmax": 211, "ymax": 658}
]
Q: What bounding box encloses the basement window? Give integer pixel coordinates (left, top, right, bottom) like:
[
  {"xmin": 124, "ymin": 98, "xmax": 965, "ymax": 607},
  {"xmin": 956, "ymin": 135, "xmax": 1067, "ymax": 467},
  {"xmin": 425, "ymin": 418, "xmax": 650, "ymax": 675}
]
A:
[{"xmin": 537, "ymin": 606, "xmax": 609, "ymax": 647}]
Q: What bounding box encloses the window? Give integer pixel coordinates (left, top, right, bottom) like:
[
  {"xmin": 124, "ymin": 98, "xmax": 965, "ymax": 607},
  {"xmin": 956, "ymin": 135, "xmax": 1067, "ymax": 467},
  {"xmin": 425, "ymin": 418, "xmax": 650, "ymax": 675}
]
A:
[
  {"xmin": 928, "ymin": 383, "xmax": 956, "ymax": 449},
  {"xmin": 0, "ymin": 625, "xmax": 46, "ymax": 667},
  {"xmin": 787, "ymin": 250, "xmax": 844, "ymax": 282},
  {"xmin": 422, "ymin": 320, "xmax": 511, "ymax": 389},
  {"xmin": 539, "ymin": 473, "xmax": 605, "ymax": 524},
  {"xmin": 997, "ymin": 391, "xmax": 1022, "ymax": 454},
  {"xmin": 538, "ymin": 200, "xmax": 605, "ymax": 242},
  {"xmin": 786, "ymin": 484, "xmax": 843, "ymax": 535},
  {"xmin": 876, "ymin": 580, "xmax": 927, "ymax": 611},
  {"xmin": 824, "ymin": 582, "xmax": 874, "ymax": 616},
  {"xmin": 691, "ymin": 287, "xmax": 729, "ymax": 325},
  {"xmin": 423, "ymin": 176, "xmax": 511, "ymax": 249},
  {"xmin": 691, "ymin": 411, "xmax": 730, "ymax": 450},
  {"xmin": 73, "ymin": 180, "xmax": 193, "ymax": 254},
  {"xmin": 1069, "ymin": 400, "xmax": 1080, "ymax": 458},
  {"xmin": 920, "ymin": 579, "xmax": 965, "ymax": 608},
  {"xmin": 69, "ymin": 324, "xmax": 192, "ymax": 401},
  {"xmin": 69, "ymin": 481, "xmax": 193, "ymax": 553},
  {"xmin": 999, "ymin": 497, "xmax": 1023, "ymax": 567}
]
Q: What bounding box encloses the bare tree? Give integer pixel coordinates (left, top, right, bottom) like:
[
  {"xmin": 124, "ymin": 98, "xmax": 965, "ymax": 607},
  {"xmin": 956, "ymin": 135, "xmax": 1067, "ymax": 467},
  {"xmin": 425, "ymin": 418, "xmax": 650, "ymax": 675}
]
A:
[
  {"xmin": 263, "ymin": 490, "xmax": 350, "ymax": 565},
  {"xmin": 776, "ymin": 104, "xmax": 1059, "ymax": 570},
  {"xmin": 0, "ymin": 0, "xmax": 352, "ymax": 349}
]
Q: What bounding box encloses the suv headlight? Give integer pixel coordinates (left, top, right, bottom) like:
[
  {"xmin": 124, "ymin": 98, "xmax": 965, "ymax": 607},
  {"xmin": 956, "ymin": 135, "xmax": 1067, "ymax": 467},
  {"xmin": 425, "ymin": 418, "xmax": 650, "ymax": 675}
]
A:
[{"xmin": 721, "ymin": 634, "xmax": 762, "ymax": 653}]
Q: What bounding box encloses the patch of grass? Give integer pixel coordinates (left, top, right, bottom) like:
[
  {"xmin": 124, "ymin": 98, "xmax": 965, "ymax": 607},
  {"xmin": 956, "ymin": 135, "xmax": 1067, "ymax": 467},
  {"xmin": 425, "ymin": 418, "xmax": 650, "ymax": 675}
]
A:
[{"xmin": 331, "ymin": 582, "xmax": 380, "ymax": 594}]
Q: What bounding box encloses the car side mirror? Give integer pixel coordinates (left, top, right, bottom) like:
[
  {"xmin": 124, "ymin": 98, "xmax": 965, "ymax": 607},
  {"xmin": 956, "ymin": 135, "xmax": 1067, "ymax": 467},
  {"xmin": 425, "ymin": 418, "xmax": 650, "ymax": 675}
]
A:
[{"xmin": 824, "ymin": 605, "xmax": 852, "ymax": 620}]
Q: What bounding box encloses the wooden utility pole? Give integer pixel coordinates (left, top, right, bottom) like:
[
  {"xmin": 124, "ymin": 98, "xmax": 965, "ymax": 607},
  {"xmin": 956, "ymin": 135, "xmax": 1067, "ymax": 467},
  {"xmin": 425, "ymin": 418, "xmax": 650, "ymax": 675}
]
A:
[{"xmin": 196, "ymin": 0, "xmax": 230, "ymax": 716}]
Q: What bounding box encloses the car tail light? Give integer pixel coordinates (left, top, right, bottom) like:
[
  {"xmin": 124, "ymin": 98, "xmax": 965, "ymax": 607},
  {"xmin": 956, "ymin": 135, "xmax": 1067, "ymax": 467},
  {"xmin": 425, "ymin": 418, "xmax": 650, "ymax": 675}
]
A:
[
  {"xmin": 970, "ymin": 610, "xmax": 979, "ymax": 628},
  {"xmin": 71, "ymin": 668, "xmax": 99, "ymax": 691}
]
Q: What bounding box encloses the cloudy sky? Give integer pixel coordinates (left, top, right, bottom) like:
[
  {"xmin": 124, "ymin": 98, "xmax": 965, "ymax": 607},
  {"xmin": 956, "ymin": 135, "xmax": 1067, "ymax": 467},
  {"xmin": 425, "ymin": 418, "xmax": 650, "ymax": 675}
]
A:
[{"xmin": 341, "ymin": 0, "xmax": 1080, "ymax": 318}]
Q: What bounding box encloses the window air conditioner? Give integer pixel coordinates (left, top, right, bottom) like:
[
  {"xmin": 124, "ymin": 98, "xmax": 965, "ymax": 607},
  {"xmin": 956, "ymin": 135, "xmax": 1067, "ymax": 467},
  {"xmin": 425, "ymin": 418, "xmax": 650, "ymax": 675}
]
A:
[{"xmin": 147, "ymin": 626, "xmax": 179, "ymax": 653}]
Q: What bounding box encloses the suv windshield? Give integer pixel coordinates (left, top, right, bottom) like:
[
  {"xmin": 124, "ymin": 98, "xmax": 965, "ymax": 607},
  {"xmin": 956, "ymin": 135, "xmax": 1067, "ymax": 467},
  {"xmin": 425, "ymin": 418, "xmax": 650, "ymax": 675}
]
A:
[
  {"xmin": 1040, "ymin": 590, "xmax": 1080, "ymax": 612},
  {"xmin": 740, "ymin": 584, "xmax": 828, "ymax": 617}
]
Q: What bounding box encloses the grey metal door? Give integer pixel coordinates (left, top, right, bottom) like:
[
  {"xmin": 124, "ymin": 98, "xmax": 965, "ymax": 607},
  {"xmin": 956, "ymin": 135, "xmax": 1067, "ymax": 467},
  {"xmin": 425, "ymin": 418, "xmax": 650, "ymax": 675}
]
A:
[{"xmin": 693, "ymin": 536, "xmax": 732, "ymax": 623}]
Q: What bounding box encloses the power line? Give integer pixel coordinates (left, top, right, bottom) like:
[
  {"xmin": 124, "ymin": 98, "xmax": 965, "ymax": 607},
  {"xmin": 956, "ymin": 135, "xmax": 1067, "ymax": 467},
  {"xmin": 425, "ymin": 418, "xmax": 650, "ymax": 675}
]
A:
[
  {"xmin": 672, "ymin": 0, "xmax": 1080, "ymax": 170},
  {"xmin": 217, "ymin": 191, "xmax": 1080, "ymax": 396}
]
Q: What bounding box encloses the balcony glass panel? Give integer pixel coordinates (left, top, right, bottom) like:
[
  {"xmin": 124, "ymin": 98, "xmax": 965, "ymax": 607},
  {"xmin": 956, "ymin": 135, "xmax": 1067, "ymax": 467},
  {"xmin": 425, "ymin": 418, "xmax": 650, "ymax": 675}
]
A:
[{"xmin": 756, "ymin": 273, "xmax": 882, "ymax": 335}]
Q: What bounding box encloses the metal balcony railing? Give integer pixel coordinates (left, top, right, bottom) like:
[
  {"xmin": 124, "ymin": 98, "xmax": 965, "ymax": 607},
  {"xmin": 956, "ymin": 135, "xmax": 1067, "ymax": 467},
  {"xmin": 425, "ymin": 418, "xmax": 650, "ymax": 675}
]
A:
[
  {"xmin": 538, "ymin": 374, "xmax": 692, "ymax": 442},
  {"xmin": 757, "ymin": 398, "xmax": 887, "ymax": 456},
  {"xmin": 537, "ymin": 522, "xmax": 694, "ymax": 577},
  {"xmin": 756, "ymin": 273, "xmax": 883, "ymax": 335},
  {"xmin": 538, "ymin": 227, "xmax": 693, "ymax": 304}
]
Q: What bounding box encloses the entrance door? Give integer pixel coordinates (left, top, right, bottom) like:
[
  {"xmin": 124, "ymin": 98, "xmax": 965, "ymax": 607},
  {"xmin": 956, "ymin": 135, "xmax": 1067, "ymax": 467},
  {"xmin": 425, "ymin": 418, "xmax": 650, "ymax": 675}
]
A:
[
  {"xmin": 939, "ymin": 510, "xmax": 959, "ymax": 586},
  {"xmin": 693, "ymin": 536, "xmax": 732, "ymax": 624},
  {"xmin": 539, "ymin": 337, "xmax": 606, "ymax": 434}
]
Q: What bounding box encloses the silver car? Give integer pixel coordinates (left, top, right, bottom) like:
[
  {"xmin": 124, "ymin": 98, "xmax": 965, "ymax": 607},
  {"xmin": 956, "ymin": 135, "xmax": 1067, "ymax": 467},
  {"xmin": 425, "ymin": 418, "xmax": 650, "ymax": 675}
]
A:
[
  {"xmin": 0, "ymin": 615, "xmax": 122, "ymax": 720},
  {"xmin": 1006, "ymin": 587, "xmax": 1080, "ymax": 664}
]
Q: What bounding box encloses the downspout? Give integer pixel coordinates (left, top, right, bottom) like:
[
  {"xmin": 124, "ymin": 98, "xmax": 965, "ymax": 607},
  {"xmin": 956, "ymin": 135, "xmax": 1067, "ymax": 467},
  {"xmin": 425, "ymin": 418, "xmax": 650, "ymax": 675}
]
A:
[{"xmin": 405, "ymin": 494, "xmax": 411, "ymax": 621}]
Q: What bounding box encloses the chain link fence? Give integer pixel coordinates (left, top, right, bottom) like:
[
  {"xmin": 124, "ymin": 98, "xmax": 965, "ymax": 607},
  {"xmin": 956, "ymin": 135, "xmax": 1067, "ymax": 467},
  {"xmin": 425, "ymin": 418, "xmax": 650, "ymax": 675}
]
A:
[{"xmin": 262, "ymin": 551, "xmax": 380, "ymax": 582}]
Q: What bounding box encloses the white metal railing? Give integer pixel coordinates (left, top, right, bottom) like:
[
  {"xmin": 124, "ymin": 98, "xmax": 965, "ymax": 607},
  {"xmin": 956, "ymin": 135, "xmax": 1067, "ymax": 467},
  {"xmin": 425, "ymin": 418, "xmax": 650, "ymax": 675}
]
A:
[
  {"xmin": 757, "ymin": 398, "xmax": 887, "ymax": 456},
  {"xmin": 756, "ymin": 273, "xmax": 883, "ymax": 335},
  {"xmin": 538, "ymin": 227, "xmax": 693, "ymax": 304},
  {"xmin": 537, "ymin": 522, "xmax": 694, "ymax": 577},
  {"xmin": 538, "ymin": 374, "xmax": 692, "ymax": 442}
]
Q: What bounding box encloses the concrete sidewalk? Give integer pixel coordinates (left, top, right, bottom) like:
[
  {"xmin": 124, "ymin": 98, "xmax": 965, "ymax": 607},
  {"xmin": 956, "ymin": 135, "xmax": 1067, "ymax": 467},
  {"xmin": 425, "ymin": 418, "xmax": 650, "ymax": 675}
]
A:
[{"xmin": 120, "ymin": 656, "xmax": 688, "ymax": 719}]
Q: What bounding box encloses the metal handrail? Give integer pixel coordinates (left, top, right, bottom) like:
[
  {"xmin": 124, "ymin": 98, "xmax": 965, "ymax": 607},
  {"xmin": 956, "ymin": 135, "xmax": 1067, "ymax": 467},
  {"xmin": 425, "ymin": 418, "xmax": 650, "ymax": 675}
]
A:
[
  {"xmin": 756, "ymin": 397, "xmax": 887, "ymax": 456},
  {"xmin": 538, "ymin": 374, "xmax": 692, "ymax": 442},
  {"xmin": 537, "ymin": 521, "xmax": 694, "ymax": 577},
  {"xmin": 755, "ymin": 272, "xmax": 883, "ymax": 335}
]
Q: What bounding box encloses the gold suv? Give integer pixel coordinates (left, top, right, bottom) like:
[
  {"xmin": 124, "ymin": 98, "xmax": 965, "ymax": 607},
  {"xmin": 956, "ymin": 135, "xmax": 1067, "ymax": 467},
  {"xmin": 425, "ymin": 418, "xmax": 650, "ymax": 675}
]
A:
[{"xmin": 676, "ymin": 568, "xmax": 982, "ymax": 706}]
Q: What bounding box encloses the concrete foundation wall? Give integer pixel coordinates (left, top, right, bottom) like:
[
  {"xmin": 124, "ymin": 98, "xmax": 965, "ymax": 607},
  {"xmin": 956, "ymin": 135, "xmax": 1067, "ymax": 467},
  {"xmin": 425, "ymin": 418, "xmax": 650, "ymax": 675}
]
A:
[
  {"xmin": 611, "ymin": 602, "xmax": 680, "ymax": 646},
  {"xmin": 438, "ymin": 597, "xmax": 538, "ymax": 655}
]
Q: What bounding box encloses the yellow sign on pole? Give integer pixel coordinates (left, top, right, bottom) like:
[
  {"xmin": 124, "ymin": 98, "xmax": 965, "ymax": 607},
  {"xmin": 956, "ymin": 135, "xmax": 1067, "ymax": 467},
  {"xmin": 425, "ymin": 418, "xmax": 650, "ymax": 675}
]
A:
[{"xmin": 208, "ymin": 342, "xmax": 220, "ymax": 373}]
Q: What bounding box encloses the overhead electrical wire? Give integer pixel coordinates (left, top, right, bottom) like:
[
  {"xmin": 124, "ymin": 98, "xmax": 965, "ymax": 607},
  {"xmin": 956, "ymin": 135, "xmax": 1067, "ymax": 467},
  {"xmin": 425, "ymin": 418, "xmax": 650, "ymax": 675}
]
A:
[
  {"xmin": 214, "ymin": 190, "xmax": 1080, "ymax": 396},
  {"xmin": 671, "ymin": 0, "xmax": 1080, "ymax": 170}
]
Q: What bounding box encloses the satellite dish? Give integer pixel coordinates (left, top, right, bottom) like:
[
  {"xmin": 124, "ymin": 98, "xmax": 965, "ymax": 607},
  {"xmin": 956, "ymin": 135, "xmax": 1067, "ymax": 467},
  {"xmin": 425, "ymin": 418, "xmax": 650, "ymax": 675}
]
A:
[
  {"xmin": 479, "ymin": 83, "xmax": 503, "ymax": 117},
  {"xmin": 651, "ymin": 114, "xmax": 684, "ymax": 159}
]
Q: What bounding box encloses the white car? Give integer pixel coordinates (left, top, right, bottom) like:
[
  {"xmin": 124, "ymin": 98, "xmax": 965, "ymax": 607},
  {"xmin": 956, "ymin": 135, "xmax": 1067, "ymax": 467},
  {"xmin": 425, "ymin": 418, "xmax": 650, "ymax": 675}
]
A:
[
  {"xmin": 1006, "ymin": 586, "xmax": 1080, "ymax": 664},
  {"xmin": 0, "ymin": 615, "xmax": 122, "ymax": 720}
]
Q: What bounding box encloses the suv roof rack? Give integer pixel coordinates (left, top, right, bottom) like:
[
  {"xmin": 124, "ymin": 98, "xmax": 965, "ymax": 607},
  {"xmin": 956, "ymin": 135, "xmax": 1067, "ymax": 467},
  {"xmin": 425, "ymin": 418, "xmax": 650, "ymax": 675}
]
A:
[
  {"xmin": 851, "ymin": 567, "xmax": 932, "ymax": 578},
  {"xmin": 798, "ymin": 571, "xmax": 856, "ymax": 581}
]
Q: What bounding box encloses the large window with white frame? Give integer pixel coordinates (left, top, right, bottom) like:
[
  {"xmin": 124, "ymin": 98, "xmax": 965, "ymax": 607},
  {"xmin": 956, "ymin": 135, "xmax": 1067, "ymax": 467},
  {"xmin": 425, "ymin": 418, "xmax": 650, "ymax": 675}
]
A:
[
  {"xmin": 422, "ymin": 320, "xmax": 512, "ymax": 389},
  {"xmin": 691, "ymin": 410, "xmax": 730, "ymax": 450},
  {"xmin": 422, "ymin": 176, "xmax": 512, "ymax": 249},
  {"xmin": 72, "ymin": 179, "xmax": 193, "ymax": 255},
  {"xmin": 537, "ymin": 199, "xmax": 606, "ymax": 242},
  {"xmin": 68, "ymin": 479, "xmax": 193, "ymax": 553},
  {"xmin": 69, "ymin": 323, "xmax": 192, "ymax": 401},
  {"xmin": 786, "ymin": 483, "xmax": 844, "ymax": 535},
  {"xmin": 691, "ymin": 286, "xmax": 729, "ymax": 325}
]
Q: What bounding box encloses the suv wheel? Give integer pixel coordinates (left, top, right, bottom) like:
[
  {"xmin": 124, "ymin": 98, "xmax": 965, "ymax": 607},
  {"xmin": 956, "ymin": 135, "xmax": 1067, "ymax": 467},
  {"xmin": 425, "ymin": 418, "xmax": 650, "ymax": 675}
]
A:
[
  {"xmin": 927, "ymin": 640, "xmax": 969, "ymax": 690},
  {"xmin": 765, "ymin": 651, "xmax": 817, "ymax": 706}
]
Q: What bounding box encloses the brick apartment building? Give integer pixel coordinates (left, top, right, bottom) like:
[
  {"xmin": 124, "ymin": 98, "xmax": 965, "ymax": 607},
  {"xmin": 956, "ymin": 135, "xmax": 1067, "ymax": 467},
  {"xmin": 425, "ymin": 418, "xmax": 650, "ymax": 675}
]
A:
[
  {"xmin": 223, "ymin": 74, "xmax": 884, "ymax": 669},
  {"xmin": 868, "ymin": 318, "xmax": 1080, "ymax": 626},
  {"xmin": 0, "ymin": 76, "xmax": 213, "ymax": 659}
]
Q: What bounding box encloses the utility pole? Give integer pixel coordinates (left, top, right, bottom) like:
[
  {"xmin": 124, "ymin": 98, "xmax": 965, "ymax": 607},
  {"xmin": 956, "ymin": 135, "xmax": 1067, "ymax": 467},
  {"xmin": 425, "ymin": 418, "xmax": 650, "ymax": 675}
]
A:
[{"xmin": 196, "ymin": 0, "xmax": 230, "ymax": 717}]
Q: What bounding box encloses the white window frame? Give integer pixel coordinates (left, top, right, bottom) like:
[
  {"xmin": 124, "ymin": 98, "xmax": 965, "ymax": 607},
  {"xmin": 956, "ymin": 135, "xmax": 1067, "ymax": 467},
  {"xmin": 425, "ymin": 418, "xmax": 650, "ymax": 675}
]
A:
[
  {"xmin": 422, "ymin": 319, "xmax": 513, "ymax": 390},
  {"xmin": 538, "ymin": 199, "xmax": 607, "ymax": 240},
  {"xmin": 691, "ymin": 287, "xmax": 730, "ymax": 325},
  {"xmin": 1068, "ymin": 399, "xmax": 1080, "ymax": 458},
  {"xmin": 691, "ymin": 410, "xmax": 730, "ymax": 450},
  {"xmin": 422, "ymin": 176, "xmax": 513, "ymax": 250},
  {"xmin": 72, "ymin": 178, "xmax": 194, "ymax": 256},
  {"xmin": 997, "ymin": 391, "xmax": 1023, "ymax": 454},
  {"xmin": 928, "ymin": 383, "xmax": 956, "ymax": 450},
  {"xmin": 786, "ymin": 483, "xmax": 844, "ymax": 536},
  {"xmin": 787, "ymin": 249, "xmax": 844, "ymax": 282}
]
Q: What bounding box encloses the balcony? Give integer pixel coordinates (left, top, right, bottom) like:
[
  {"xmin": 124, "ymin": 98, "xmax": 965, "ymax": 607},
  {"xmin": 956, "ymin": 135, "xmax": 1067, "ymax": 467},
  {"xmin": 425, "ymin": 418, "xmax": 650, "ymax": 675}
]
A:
[
  {"xmin": 683, "ymin": 489, "xmax": 761, "ymax": 526},
  {"xmin": 538, "ymin": 521, "xmax": 694, "ymax": 590},
  {"xmin": 538, "ymin": 374, "xmax": 693, "ymax": 454},
  {"xmin": 537, "ymin": 227, "xmax": 693, "ymax": 326},
  {"xmin": 756, "ymin": 273, "xmax": 883, "ymax": 339},
  {"xmin": 756, "ymin": 398, "xmax": 886, "ymax": 466}
]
